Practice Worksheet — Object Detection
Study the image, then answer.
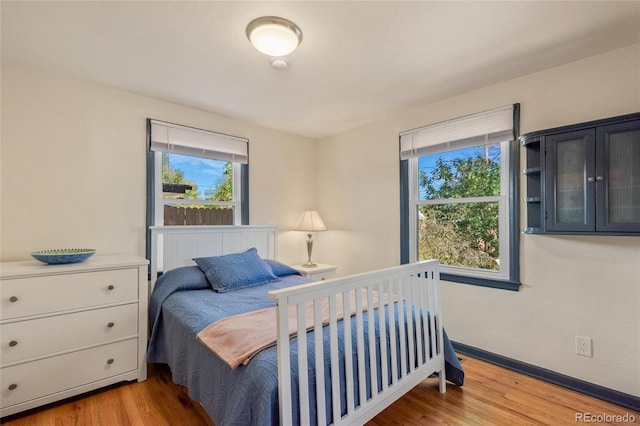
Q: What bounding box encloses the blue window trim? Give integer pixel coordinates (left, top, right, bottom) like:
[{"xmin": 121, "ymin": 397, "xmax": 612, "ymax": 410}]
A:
[
  {"xmin": 400, "ymin": 104, "xmax": 521, "ymax": 291},
  {"xmin": 240, "ymin": 163, "xmax": 249, "ymax": 225},
  {"xmin": 441, "ymin": 273, "xmax": 520, "ymax": 291}
]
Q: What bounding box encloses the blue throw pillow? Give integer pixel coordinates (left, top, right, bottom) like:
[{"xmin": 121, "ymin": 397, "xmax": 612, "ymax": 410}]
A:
[
  {"xmin": 155, "ymin": 265, "xmax": 210, "ymax": 292},
  {"xmin": 193, "ymin": 248, "xmax": 280, "ymax": 292},
  {"xmin": 263, "ymin": 259, "xmax": 302, "ymax": 277}
]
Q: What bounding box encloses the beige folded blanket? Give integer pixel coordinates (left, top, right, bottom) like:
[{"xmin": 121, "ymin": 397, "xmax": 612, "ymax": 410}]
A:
[{"xmin": 197, "ymin": 290, "xmax": 391, "ymax": 369}]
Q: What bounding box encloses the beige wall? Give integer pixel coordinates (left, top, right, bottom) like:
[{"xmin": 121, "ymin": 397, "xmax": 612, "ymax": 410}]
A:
[
  {"xmin": 317, "ymin": 43, "xmax": 640, "ymax": 396},
  {"xmin": 0, "ymin": 63, "xmax": 317, "ymax": 264}
]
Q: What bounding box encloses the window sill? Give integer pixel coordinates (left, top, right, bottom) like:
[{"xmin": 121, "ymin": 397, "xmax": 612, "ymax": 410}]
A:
[{"xmin": 440, "ymin": 272, "xmax": 521, "ymax": 291}]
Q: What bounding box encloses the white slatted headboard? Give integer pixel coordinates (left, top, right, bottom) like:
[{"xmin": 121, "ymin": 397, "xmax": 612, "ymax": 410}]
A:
[{"xmin": 149, "ymin": 225, "xmax": 278, "ymax": 291}]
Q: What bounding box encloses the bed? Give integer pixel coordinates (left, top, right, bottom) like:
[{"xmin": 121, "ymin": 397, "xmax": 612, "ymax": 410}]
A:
[{"xmin": 147, "ymin": 225, "xmax": 464, "ymax": 426}]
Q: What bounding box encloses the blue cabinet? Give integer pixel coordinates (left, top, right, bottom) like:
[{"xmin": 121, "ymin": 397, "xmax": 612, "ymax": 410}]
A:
[{"xmin": 521, "ymin": 113, "xmax": 640, "ymax": 235}]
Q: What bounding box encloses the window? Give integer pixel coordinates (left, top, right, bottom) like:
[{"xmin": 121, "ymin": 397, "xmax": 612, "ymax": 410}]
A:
[
  {"xmin": 146, "ymin": 119, "xmax": 249, "ymax": 228},
  {"xmin": 400, "ymin": 105, "xmax": 520, "ymax": 291},
  {"xmin": 158, "ymin": 153, "xmax": 241, "ymax": 225}
]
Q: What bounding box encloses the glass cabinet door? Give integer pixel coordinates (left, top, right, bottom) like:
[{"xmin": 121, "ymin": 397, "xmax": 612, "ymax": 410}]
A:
[
  {"xmin": 545, "ymin": 129, "xmax": 596, "ymax": 231},
  {"xmin": 596, "ymin": 120, "xmax": 640, "ymax": 232},
  {"xmin": 524, "ymin": 113, "xmax": 640, "ymax": 235}
]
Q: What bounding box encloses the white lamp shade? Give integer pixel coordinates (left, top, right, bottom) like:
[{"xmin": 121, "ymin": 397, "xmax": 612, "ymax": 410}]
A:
[
  {"xmin": 295, "ymin": 211, "xmax": 327, "ymax": 232},
  {"xmin": 246, "ymin": 17, "xmax": 302, "ymax": 57}
]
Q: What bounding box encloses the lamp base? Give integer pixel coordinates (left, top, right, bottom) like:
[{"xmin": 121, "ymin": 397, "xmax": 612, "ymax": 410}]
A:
[{"xmin": 303, "ymin": 233, "xmax": 318, "ymax": 268}]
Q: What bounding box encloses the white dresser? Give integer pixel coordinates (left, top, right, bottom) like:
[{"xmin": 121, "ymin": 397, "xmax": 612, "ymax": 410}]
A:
[{"xmin": 0, "ymin": 255, "xmax": 148, "ymax": 417}]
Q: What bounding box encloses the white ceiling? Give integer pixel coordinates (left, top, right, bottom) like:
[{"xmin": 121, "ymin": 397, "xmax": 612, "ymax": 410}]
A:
[{"xmin": 3, "ymin": 1, "xmax": 639, "ymax": 139}]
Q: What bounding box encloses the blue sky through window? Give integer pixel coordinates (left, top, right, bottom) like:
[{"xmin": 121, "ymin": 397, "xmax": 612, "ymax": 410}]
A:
[
  {"xmin": 418, "ymin": 144, "xmax": 501, "ymax": 199},
  {"xmin": 164, "ymin": 153, "xmax": 227, "ymax": 198}
]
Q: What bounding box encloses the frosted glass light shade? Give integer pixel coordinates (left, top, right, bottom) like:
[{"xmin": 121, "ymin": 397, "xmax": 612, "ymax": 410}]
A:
[
  {"xmin": 294, "ymin": 211, "xmax": 327, "ymax": 232},
  {"xmin": 246, "ymin": 16, "xmax": 302, "ymax": 57}
]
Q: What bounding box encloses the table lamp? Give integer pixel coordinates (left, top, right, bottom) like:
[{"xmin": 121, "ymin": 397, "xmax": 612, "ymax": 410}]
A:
[{"xmin": 294, "ymin": 210, "xmax": 327, "ymax": 267}]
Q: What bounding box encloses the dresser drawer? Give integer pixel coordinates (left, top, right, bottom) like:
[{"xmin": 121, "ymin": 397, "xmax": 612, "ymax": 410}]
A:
[
  {"xmin": 1, "ymin": 338, "xmax": 138, "ymax": 409},
  {"xmin": 1, "ymin": 269, "xmax": 138, "ymax": 320},
  {"xmin": 1, "ymin": 303, "xmax": 138, "ymax": 366}
]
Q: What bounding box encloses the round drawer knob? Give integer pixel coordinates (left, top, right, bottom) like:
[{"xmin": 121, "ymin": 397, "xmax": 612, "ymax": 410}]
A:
[
  {"xmin": 9, "ymin": 340, "xmax": 18, "ymax": 347},
  {"xmin": 107, "ymin": 322, "xmax": 115, "ymax": 328},
  {"xmin": 107, "ymin": 285, "xmax": 115, "ymax": 290},
  {"xmin": 9, "ymin": 296, "xmax": 18, "ymax": 303},
  {"xmin": 107, "ymin": 358, "xmax": 114, "ymax": 365},
  {"xmin": 8, "ymin": 384, "xmax": 17, "ymax": 391}
]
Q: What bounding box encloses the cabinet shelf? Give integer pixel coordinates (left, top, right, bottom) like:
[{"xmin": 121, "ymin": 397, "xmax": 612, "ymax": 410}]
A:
[
  {"xmin": 523, "ymin": 227, "xmax": 543, "ymax": 234},
  {"xmin": 522, "ymin": 167, "xmax": 541, "ymax": 175}
]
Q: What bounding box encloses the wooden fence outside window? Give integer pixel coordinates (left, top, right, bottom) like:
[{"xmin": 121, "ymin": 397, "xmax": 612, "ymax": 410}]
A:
[{"xmin": 163, "ymin": 205, "xmax": 233, "ymax": 226}]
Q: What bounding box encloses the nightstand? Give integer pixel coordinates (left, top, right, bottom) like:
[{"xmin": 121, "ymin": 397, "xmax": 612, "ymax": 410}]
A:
[{"xmin": 291, "ymin": 263, "xmax": 337, "ymax": 281}]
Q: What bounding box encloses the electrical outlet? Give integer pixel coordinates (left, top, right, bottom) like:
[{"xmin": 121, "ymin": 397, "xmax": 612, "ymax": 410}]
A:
[{"xmin": 575, "ymin": 336, "xmax": 593, "ymax": 357}]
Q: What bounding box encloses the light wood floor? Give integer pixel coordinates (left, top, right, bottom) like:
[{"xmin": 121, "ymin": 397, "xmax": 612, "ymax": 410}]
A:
[{"xmin": 2, "ymin": 355, "xmax": 638, "ymax": 425}]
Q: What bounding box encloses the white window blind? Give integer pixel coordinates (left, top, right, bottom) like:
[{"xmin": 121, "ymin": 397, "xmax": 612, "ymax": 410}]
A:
[
  {"xmin": 150, "ymin": 120, "xmax": 248, "ymax": 163},
  {"xmin": 400, "ymin": 104, "xmax": 515, "ymax": 159}
]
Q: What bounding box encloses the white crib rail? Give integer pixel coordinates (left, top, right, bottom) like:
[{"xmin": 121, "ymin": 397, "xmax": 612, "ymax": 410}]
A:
[{"xmin": 268, "ymin": 260, "xmax": 445, "ymax": 426}]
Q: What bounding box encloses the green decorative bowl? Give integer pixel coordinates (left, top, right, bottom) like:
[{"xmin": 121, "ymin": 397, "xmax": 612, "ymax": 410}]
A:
[{"xmin": 31, "ymin": 249, "xmax": 96, "ymax": 265}]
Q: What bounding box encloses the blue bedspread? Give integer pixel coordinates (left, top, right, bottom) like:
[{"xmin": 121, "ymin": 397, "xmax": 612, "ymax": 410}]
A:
[{"xmin": 147, "ymin": 266, "xmax": 464, "ymax": 426}]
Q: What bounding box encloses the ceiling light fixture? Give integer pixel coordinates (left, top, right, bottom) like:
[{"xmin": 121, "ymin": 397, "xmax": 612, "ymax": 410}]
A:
[{"xmin": 246, "ymin": 16, "xmax": 303, "ymax": 57}]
